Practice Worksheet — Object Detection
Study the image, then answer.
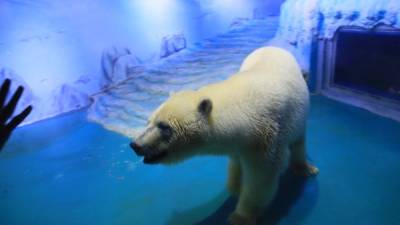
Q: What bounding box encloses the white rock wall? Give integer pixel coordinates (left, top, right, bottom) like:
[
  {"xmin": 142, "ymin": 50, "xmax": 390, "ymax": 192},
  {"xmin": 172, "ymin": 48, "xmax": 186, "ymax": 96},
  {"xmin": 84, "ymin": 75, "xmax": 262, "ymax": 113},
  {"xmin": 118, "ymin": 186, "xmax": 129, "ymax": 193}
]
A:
[{"xmin": 273, "ymin": 0, "xmax": 400, "ymax": 72}]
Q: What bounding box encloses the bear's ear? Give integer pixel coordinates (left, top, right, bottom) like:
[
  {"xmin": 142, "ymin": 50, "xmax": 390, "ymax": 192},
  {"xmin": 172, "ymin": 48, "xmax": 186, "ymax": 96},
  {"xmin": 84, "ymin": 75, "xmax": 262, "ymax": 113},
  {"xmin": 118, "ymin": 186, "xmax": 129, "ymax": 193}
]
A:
[{"xmin": 198, "ymin": 98, "xmax": 212, "ymax": 116}]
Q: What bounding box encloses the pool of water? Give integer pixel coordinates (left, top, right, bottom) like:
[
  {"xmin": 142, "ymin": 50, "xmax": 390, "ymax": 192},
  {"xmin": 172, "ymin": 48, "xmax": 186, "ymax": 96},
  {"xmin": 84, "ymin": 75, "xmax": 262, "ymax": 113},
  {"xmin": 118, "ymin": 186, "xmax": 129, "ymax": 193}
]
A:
[{"xmin": 1, "ymin": 96, "xmax": 400, "ymax": 225}]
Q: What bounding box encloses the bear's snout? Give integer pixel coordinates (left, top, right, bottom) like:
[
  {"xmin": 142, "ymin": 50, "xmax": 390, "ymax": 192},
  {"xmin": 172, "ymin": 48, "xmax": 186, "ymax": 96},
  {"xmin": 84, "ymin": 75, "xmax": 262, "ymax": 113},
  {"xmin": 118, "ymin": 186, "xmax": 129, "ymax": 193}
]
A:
[
  {"xmin": 129, "ymin": 141, "xmax": 169, "ymax": 164},
  {"xmin": 130, "ymin": 142, "xmax": 145, "ymax": 156}
]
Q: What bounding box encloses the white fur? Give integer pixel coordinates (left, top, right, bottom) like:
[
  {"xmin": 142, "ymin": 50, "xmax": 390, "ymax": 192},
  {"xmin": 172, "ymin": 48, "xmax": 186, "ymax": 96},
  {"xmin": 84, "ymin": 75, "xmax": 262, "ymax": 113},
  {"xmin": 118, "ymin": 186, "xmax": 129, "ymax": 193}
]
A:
[{"xmin": 135, "ymin": 47, "xmax": 317, "ymax": 224}]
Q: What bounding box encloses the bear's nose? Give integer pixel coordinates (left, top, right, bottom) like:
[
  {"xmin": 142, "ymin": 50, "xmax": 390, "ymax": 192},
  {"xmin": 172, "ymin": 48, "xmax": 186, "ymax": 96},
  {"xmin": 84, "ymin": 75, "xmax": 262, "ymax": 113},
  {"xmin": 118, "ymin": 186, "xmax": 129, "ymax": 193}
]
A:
[{"xmin": 130, "ymin": 142, "xmax": 144, "ymax": 156}]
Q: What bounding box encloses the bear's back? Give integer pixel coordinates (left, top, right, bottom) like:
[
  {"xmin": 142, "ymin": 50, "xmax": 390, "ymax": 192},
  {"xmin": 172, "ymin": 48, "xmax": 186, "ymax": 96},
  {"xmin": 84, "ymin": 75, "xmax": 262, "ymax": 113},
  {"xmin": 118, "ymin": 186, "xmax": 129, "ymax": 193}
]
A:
[
  {"xmin": 239, "ymin": 47, "xmax": 299, "ymax": 74},
  {"xmin": 197, "ymin": 47, "xmax": 308, "ymax": 141}
]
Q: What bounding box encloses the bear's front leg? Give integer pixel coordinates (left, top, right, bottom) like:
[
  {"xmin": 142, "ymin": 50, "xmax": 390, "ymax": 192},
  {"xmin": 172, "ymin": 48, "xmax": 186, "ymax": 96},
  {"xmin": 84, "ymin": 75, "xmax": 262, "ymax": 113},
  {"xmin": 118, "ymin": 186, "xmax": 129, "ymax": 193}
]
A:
[
  {"xmin": 227, "ymin": 158, "xmax": 242, "ymax": 197},
  {"xmin": 228, "ymin": 152, "xmax": 279, "ymax": 225}
]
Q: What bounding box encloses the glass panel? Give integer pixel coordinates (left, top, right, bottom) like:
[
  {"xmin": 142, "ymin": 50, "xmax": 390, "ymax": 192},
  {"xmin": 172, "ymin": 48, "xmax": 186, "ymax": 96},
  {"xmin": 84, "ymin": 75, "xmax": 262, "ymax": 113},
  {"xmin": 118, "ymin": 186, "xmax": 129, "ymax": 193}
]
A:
[{"xmin": 334, "ymin": 29, "xmax": 400, "ymax": 101}]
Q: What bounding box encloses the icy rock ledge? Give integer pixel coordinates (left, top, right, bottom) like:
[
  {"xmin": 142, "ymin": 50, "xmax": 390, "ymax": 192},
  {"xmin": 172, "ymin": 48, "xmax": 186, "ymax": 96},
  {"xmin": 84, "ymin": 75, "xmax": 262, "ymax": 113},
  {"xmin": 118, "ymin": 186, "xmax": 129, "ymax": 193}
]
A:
[
  {"xmin": 159, "ymin": 34, "xmax": 187, "ymax": 59},
  {"xmin": 230, "ymin": 18, "xmax": 251, "ymax": 30},
  {"xmin": 48, "ymin": 84, "xmax": 91, "ymax": 116},
  {"xmin": 0, "ymin": 68, "xmax": 36, "ymax": 117},
  {"xmin": 101, "ymin": 46, "xmax": 145, "ymax": 87},
  {"xmin": 29, "ymin": 84, "xmax": 91, "ymax": 125},
  {"xmin": 272, "ymin": 0, "xmax": 400, "ymax": 72},
  {"xmin": 0, "ymin": 67, "xmax": 92, "ymax": 125}
]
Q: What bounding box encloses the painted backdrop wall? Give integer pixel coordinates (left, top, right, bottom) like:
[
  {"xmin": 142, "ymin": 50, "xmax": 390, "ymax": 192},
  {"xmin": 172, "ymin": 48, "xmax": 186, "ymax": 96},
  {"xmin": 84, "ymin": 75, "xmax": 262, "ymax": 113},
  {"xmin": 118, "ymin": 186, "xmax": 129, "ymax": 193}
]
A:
[{"xmin": 0, "ymin": 0, "xmax": 284, "ymax": 124}]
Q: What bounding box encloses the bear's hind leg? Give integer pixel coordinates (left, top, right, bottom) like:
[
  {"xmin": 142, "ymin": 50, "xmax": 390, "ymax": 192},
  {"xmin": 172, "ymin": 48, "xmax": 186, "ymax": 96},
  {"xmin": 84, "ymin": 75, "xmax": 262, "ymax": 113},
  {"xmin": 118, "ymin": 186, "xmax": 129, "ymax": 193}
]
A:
[
  {"xmin": 227, "ymin": 158, "xmax": 242, "ymax": 197},
  {"xmin": 289, "ymin": 135, "xmax": 319, "ymax": 177}
]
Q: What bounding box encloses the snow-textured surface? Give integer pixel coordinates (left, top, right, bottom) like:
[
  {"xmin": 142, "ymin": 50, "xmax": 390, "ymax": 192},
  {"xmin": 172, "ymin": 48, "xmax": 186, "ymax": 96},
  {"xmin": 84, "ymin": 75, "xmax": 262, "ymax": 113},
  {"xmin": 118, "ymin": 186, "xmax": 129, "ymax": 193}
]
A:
[
  {"xmin": 274, "ymin": 0, "xmax": 400, "ymax": 71},
  {"xmin": 87, "ymin": 17, "xmax": 279, "ymax": 138},
  {"xmin": 0, "ymin": 68, "xmax": 36, "ymax": 117},
  {"xmin": 0, "ymin": 67, "xmax": 93, "ymax": 124},
  {"xmin": 101, "ymin": 47, "xmax": 145, "ymax": 87},
  {"xmin": 48, "ymin": 85, "xmax": 91, "ymax": 116},
  {"xmin": 160, "ymin": 34, "xmax": 187, "ymax": 58}
]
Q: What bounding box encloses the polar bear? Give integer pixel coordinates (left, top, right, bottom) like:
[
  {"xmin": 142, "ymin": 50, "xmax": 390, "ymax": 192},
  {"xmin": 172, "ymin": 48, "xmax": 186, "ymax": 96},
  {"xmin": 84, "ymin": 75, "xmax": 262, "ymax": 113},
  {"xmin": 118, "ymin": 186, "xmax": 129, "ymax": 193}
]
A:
[{"xmin": 130, "ymin": 47, "xmax": 318, "ymax": 225}]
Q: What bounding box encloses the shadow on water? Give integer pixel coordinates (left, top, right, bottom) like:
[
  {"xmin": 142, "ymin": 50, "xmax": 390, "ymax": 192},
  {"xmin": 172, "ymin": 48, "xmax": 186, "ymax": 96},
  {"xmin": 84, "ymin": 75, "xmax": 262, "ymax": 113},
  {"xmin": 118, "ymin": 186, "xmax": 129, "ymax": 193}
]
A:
[
  {"xmin": 166, "ymin": 171, "xmax": 319, "ymax": 225},
  {"xmin": 164, "ymin": 191, "xmax": 230, "ymax": 225},
  {"xmin": 257, "ymin": 172, "xmax": 319, "ymax": 225}
]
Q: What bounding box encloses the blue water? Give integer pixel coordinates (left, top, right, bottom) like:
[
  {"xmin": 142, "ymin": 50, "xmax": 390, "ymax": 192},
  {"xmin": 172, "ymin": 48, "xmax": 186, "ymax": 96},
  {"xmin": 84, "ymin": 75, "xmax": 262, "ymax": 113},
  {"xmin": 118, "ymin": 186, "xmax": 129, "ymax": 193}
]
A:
[
  {"xmin": 1, "ymin": 96, "xmax": 400, "ymax": 225},
  {"xmin": 0, "ymin": 110, "xmax": 228, "ymax": 225}
]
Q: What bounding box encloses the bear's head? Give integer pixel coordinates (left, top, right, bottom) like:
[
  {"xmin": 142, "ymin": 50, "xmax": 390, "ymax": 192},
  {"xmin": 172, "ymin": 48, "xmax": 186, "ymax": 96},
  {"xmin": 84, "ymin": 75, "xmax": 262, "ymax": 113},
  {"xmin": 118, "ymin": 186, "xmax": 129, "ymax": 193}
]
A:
[{"xmin": 130, "ymin": 90, "xmax": 213, "ymax": 164}]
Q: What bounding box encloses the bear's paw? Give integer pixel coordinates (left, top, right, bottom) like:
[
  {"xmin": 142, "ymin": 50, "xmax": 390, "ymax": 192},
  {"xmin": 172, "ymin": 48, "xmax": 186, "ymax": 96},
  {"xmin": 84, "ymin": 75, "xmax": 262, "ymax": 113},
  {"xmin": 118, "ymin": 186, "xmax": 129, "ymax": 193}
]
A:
[{"xmin": 291, "ymin": 162, "xmax": 319, "ymax": 177}]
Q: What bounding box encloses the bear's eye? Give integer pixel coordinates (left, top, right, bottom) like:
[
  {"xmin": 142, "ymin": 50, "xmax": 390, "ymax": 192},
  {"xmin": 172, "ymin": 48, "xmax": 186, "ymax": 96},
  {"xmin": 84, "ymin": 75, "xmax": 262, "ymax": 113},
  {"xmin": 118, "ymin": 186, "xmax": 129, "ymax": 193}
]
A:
[
  {"xmin": 157, "ymin": 121, "xmax": 170, "ymax": 130},
  {"xmin": 157, "ymin": 121, "xmax": 173, "ymax": 139}
]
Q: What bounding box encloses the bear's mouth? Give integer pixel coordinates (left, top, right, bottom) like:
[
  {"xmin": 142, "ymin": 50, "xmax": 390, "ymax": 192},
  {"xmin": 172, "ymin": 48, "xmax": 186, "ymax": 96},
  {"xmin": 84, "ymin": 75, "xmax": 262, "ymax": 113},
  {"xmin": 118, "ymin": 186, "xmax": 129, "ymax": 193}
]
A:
[{"xmin": 143, "ymin": 150, "xmax": 168, "ymax": 164}]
